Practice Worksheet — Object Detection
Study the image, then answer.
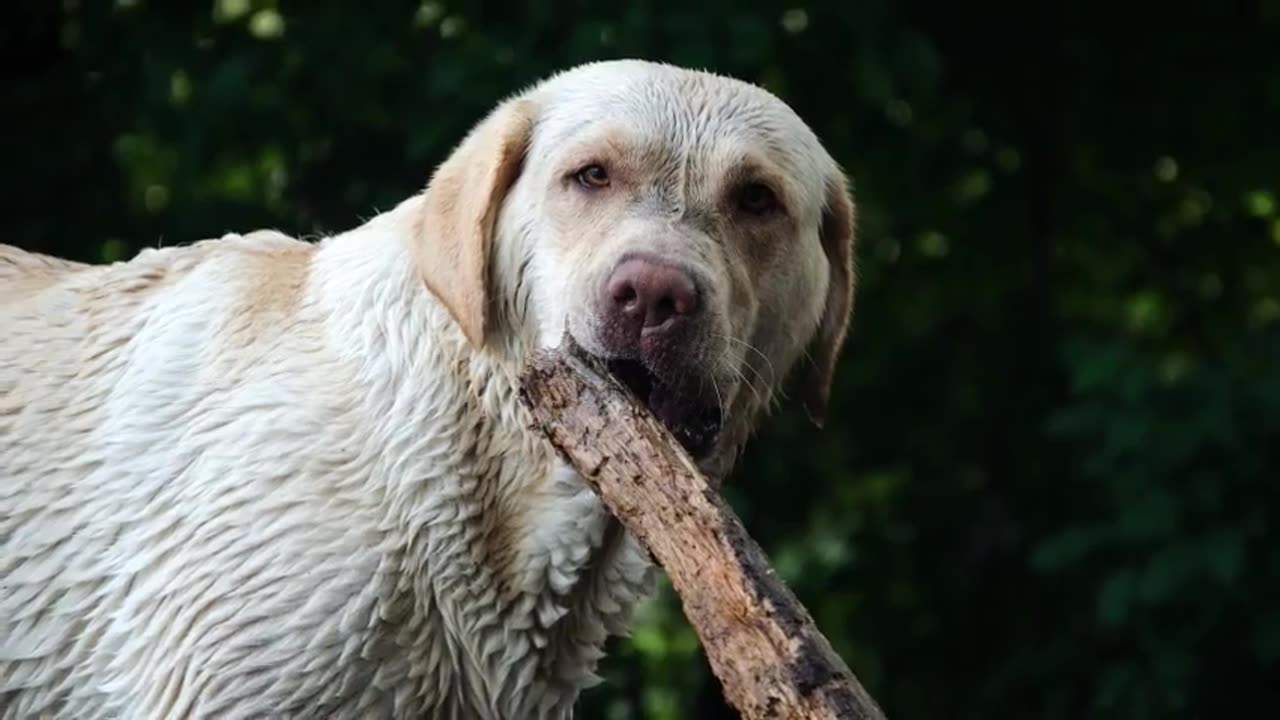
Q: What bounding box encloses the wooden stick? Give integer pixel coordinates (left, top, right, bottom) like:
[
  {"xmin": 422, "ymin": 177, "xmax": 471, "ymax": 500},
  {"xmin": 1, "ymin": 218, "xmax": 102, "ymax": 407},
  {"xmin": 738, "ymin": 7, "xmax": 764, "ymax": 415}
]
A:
[{"xmin": 519, "ymin": 340, "xmax": 886, "ymax": 720}]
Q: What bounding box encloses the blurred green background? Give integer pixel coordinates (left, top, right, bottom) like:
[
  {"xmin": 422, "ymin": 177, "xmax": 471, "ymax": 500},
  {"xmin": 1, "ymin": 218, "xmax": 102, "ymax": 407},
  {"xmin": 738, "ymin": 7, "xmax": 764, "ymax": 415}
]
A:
[{"xmin": 4, "ymin": 1, "xmax": 1279, "ymax": 718}]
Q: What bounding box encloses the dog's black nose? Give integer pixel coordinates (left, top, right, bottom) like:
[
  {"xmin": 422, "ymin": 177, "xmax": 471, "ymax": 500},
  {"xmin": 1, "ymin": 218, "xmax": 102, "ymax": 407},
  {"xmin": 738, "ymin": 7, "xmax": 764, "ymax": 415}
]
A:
[{"xmin": 604, "ymin": 257, "xmax": 699, "ymax": 337}]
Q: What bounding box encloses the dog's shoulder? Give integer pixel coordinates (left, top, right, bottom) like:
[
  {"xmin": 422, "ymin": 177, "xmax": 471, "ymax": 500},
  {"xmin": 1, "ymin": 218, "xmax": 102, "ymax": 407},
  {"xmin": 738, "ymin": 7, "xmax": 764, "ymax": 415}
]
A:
[{"xmin": 212, "ymin": 229, "xmax": 318, "ymax": 317}]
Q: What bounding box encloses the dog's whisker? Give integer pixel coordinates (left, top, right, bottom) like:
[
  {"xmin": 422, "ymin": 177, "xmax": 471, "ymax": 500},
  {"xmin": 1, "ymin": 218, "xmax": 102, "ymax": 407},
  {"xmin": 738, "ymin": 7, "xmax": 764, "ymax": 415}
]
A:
[
  {"xmin": 714, "ymin": 332, "xmax": 776, "ymax": 375},
  {"xmin": 712, "ymin": 333, "xmax": 775, "ymax": 389},
  {"xmin": 728, "ymin": 365, "xmax": 765, "ymax": 408},
  {"xmin": 709, "ymin": 375, "xmax": 728, "ymax": 425}
]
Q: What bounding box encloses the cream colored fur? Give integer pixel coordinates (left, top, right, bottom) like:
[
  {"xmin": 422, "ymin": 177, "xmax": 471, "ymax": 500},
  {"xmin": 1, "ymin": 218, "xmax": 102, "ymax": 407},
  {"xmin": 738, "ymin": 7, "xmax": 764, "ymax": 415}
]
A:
[{"xmin": 0, "ymin": 60, "xmax": 855, "ymax": 719}]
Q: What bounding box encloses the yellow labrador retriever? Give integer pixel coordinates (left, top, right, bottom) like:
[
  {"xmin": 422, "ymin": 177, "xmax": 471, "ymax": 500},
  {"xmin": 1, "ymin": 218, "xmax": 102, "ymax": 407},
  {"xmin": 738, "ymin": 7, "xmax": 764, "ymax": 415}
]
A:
[{"xmin": 0, "ymin": 60, "xmax": 854, "ymax": 719}]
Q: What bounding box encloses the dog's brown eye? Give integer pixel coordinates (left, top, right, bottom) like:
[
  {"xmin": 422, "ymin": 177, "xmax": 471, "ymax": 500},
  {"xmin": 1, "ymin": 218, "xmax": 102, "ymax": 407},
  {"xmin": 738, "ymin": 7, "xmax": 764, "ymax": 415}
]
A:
[
  {"xmin": 737, "ymin": 182, "xmax": 779, "ymax": 215},
  {"xmin": 575, "ymin": 164, "xmax": 610, "ymax": 189}
]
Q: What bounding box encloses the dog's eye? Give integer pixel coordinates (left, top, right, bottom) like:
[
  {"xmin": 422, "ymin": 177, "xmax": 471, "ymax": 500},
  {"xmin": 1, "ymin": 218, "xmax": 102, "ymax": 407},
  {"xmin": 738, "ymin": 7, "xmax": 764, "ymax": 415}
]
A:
[
  {"xmin": 736, "ymin": 182, "xmax": 780, "ymax": 216},
  {"xmin": 575, "ymin": 164, "xmax": 610, "ymax": 189}
]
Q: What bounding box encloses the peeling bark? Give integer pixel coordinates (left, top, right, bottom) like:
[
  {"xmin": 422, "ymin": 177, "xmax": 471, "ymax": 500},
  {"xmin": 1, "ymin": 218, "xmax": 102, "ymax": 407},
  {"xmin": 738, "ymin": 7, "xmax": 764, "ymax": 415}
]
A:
[{"xmin": 519, "ymin": 340, "xmax": 886, "ymax": 720}]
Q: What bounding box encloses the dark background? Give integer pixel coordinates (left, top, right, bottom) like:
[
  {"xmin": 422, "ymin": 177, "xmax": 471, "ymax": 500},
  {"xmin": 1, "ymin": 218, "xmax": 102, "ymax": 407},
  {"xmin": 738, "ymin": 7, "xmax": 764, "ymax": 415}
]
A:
[{"xmin": 4, "ymin": 1, "xmax": 1279, "ymax": 718}]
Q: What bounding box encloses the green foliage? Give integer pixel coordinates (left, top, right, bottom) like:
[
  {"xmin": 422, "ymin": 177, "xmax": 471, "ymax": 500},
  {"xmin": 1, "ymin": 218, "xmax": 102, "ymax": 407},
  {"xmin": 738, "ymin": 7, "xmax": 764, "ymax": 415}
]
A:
[{"xmin": 4, "ymin": 1, "xmax": 1278, "ymax": 717}]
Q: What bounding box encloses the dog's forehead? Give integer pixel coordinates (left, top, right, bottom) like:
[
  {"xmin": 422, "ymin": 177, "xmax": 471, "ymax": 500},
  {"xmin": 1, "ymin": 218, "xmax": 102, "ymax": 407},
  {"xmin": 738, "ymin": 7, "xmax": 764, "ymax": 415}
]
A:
[{"xmin": 530, "ymin": 61, "xmax": 830, "ymax": 190}]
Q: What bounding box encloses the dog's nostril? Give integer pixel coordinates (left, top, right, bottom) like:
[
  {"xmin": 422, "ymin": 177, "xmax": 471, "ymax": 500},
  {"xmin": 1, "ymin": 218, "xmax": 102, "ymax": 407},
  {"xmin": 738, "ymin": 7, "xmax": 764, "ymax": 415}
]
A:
[
  {"xmin": 612, "ymin": 283, "xmax": 638, "ymax": 307},
  {"xmin": 650, "ymin": 297, "xmax": 676, "ymax": 327},
  {"xmin": 609, "ymin": 279, "xmax": 644, "ymax": 322}
]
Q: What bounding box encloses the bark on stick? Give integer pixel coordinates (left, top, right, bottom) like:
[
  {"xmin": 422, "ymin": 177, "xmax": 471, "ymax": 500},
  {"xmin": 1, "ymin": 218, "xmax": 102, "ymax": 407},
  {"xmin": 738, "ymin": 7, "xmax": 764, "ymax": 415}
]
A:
[{"xmin": 519, "ymin": 341, "xmax": 886, "ymax": 720}]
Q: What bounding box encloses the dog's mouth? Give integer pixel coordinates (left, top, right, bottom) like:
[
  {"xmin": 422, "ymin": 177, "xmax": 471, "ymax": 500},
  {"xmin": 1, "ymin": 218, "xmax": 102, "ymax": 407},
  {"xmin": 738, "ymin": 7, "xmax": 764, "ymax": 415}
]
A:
[{"xmin": 605, "ymin": 358, "xmax": 723, "ymax": 459}]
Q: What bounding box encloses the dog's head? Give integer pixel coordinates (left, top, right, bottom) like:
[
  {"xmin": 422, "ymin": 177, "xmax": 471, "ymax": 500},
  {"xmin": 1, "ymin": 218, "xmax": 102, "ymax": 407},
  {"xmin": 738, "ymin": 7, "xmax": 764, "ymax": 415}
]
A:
[{"xmin": 414, "ymin": 60, "xmax": 855, "ymax": 473}]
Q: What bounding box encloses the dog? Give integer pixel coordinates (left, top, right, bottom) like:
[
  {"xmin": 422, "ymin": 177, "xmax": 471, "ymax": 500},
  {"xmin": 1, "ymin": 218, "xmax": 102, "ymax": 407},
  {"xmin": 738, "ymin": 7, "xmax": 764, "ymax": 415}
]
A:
[{"xmin": 0, "ymin": 59, "xmax": 855, "ymax": 719}]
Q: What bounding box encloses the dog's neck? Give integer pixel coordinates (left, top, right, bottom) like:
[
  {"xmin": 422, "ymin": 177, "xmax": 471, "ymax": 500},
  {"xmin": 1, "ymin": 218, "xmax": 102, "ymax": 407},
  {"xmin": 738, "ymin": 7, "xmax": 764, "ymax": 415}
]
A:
[{"xmin": 305, "ymin": 198, "xmax": 654, "ymax": 719}]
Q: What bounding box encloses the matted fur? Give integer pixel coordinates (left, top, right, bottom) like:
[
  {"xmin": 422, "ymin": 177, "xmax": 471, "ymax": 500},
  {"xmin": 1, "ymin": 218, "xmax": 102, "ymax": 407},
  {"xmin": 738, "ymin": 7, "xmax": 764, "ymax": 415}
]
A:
[{"xmin": 0, "ymin": 60, "xmax": 855, "ymax": 719}]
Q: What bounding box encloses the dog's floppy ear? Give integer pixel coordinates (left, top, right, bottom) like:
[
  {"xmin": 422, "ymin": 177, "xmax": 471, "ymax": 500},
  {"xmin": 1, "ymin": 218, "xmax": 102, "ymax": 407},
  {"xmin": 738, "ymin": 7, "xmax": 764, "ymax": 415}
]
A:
[
  {"xmin": 801, "ymin": 173, "xmax": 857, "ymax": 428},
  {"xmin": 415, "ymin": 98, "xmax": 536, "ymax": 347}
]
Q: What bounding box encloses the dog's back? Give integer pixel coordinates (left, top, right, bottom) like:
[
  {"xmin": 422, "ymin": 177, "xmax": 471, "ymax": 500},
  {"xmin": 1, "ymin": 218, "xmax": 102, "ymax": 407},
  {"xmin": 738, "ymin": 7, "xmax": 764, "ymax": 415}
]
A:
[{"xmin": 0, "ymin": 245, "xmax": 90, "ymax": 305}]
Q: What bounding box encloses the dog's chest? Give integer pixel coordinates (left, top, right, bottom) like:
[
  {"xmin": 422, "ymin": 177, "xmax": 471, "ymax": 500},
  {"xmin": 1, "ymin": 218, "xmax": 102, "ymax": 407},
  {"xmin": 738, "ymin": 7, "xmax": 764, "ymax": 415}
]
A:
[
  {"xmin": 376, "ymin": 421, "xmax": 654, "ymax": 719},
  {"xmin": 215, "ymin": 409, "xmax": 653, "ymax": 720},
  {"xmin": 218, "ymin": 389, "xmax": 654, "ymax": 719},
  {"xmin": 278, "ymin": 461, "xmax": 655, "ymax": 720}
]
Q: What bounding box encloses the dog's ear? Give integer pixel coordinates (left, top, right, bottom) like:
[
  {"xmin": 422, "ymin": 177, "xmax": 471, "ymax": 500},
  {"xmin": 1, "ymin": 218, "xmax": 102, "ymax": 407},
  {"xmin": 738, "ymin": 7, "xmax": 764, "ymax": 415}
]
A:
[
  {"xmin": 415, "ymin": 98, "xmax": 536, "ymax": 347},
  {"xmin": 801, "ymin": 173, "xmax": 857, "ymax": 428}
]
